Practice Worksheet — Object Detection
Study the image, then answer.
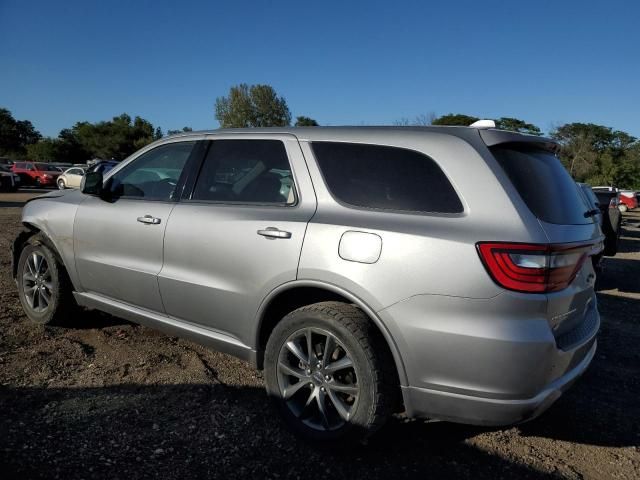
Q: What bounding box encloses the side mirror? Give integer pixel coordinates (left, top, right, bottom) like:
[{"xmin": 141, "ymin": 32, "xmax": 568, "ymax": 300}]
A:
[{"xmin": 81, "ymin": 171, "xmax": 104, "ymax": 196}]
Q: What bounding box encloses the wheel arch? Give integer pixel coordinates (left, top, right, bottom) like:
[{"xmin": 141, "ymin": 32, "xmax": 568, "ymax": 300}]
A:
[
  {"xmin": 12, "ymin": 223, "xmax": 67, "ymax": 280},
  {"xmin": 254, "ymin": 280, "xmax": 408, "ymax": 386}
]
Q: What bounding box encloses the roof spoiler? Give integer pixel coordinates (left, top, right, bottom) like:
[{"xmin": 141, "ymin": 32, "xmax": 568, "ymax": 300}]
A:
[{"xmin": 478, "ymin": 129, "xmax": 559, "ymax": 153}]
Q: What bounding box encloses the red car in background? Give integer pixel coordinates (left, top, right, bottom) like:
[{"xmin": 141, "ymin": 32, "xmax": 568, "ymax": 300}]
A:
[
  {"xmin": 618, "ymin": 191, "xmax": 638, "ymax": 212},
  {"xmin": 11, "ymin": 162, "xmax": 61, "ymax": 187}
]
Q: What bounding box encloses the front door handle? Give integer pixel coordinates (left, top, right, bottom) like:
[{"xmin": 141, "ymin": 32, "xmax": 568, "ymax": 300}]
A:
[
  {"xmin": 257, "ymin": 227, "xmax": 292, "ymax": 239},
  {"xmin": 137, "ymin": 215, "xmax": 161, "ymax": 225}
]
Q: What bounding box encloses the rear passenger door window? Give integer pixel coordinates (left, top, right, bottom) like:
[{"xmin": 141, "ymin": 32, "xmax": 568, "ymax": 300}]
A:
[
  {"xmin": 311, "ymin": 142, "xmax": 463, "ymax": 214},
  {"xmin": 190, "ymin": 140, "xmax": 296, "ymax": 205}
]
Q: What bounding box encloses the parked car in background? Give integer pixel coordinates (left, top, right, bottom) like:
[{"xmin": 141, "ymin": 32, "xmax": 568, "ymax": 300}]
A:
[
  {"xmin": 52, "ymin": 162, "xmax": 73, "ymax": 170},
  {"xmin": 590, "ymin": 188, "xmax": 622, "ymax": 258},
  {"xmin": 618, "ymin": 190, "xmax": 638, "ymax": 212},
  {"xmin": 57, "ymin": 166, "xmax": 87, "ymax": 189},
  {"xmin": 12, "ymin": 125, "xmax": 603, "ymax": 444},
  {"xmin": 10, "ymin": 162, "xmax": 61, "ymax": 187},
  {"xmin": 86, "ymin": 160, "xmax": 118, "ymax": 175},
  {"xmin": 593, "ymin": 186, "xmax": 637, "ymax": 212},
  {"xmin": 577, "ymin": 183, "xmax": 620, "ymax": 266},
  {"xmin": 0, "ymin": 164, "xmax": 21, "ymax": 191}
]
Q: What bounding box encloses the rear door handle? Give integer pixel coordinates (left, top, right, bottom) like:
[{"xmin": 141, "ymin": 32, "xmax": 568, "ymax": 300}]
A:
[
  {"xmin": 257, "ymin": 227, "xmax": 292, "ymax": 239},
  {"xmin": 137, "ymin": 215, "xmax": 161, "ymax": 225}
]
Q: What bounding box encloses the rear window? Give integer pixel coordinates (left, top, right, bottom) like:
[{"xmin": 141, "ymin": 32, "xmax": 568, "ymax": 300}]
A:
[
  {"xmin": 311, "ymin": 142, "xmax": 463, "ymax": 214},
  {"xmin": 491, "ymin": 145, "xmax": 591, "ymax": 225}
]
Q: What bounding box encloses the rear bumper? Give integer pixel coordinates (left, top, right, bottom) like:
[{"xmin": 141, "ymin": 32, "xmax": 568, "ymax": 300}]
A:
[
  {"xmin": 379, "ymin": 290, "xmax": 600, "ymax": 425},
  {"xmin": 401, "ymin": 339, "xmax": 596, "ymax": 425}
]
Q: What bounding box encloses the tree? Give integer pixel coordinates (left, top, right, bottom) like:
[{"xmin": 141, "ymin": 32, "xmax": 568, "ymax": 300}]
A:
[
  {"xmin": 551, "ymin": 122, "xmax": 640, "ymax": 188},
  {"xmin": 0, "ymin": 108, "xmax": 41, "ymax": 158},
  {"xmin": 494, "ymin": 117, "xmax": 542, "ymax": 136},
  {"xmin": 26, "ymin": 138, "xmax": 60, "ymax": 161},
  {"xmin": 431, "ymin": 113, "xmax": 479, "ymax": 126},
  {"xmin": 393, "ymin": 113, "xmax": 435, "ymax": 126},
  {"xmin": 215, "ymin": 84, "xmax": 291, "ymax": 128},
  {"xmin": 294, "ymin": 116, "xmax": 319, "ymax": 126},
  {"xmin": 167, "ymin": 126, "xmax": 193, "ymax": 135}
]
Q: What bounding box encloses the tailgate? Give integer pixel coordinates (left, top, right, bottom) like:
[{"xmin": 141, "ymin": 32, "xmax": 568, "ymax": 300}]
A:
[{"xmin": 487, "ymin": 138, "xmax": 604, "ymax": 349}]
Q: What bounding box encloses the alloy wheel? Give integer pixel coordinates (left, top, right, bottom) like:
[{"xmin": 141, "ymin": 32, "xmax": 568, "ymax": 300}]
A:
[
  {"xmin": 22, "ymin": 251, "xmax": 53, "ymax": 312},
  {"xmin": 276, "ymin": 327, "xmax": 359, "ymax": 431}
]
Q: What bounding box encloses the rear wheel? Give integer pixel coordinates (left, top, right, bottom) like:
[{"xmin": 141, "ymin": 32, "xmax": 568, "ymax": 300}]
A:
[
  {"xmin": 264, "ymin": 301, "xmax": 396, "ymax": 445},
  {"xmin": 57, "ymin": 178, "xmax": 66, "ymax": 189},
  {"xmin": 17, "ymin": 234, "xmax": 77, "ymax": 325}
]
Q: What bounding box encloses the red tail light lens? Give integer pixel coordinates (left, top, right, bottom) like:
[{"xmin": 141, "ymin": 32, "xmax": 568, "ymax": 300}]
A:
[{"xmin": 476, "ymin": 242, "xmax": 603, "ymax": 293}]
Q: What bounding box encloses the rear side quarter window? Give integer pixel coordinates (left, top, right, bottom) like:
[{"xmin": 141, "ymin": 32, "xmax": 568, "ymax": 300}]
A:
[{"xmin": 311, "ymin": 142, "xmax": 463, "ymax": 214}]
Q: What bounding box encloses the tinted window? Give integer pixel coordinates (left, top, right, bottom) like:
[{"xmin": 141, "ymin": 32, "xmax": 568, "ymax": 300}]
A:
[
  {"xmin": 491, "ymin": 145, "xmax": 591, "ymax": 225},
  {"xmin": 34, "ymin": 163, "xmax": 58, "ymax": 171},
  {"xmin": 192, "ymin": 140, "xmax": 295, "ymax": 205},
  {"xmin": 312, "ymin": 142, "xmax": 463, "ymax": 213},
  {"xmin": 108, "ymin": 142, "xmax": 195, "ymax": 201}
]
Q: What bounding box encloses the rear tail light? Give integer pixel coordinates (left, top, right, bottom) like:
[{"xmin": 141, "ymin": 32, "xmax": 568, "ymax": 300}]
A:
[{"xmin": 476, "ymin": 242, "xmax": 603, "ymax": 293}]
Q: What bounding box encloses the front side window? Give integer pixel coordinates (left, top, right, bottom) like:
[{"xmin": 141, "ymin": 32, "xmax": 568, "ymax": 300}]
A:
[
  {"xmin": 312, "ymin": 142, "xmax": 463, "ymax": 213},
  {"xmin": 191, "ymin": 140, "xmax": 296, "ymax": 205},
  {"xmin": 108, "ymin": 142, "xmax": 196, "ymax": 201}
]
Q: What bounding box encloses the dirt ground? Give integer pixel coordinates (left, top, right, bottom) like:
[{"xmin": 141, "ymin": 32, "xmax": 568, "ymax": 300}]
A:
[{"xmin": 0, "ymin": 192, "xmax": 638, "ymax": 479}]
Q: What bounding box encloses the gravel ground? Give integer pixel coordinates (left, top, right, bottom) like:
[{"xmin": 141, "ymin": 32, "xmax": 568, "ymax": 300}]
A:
[{"xmin": 0, "ymin": 194, "xmax": 639, "ymax": 479}]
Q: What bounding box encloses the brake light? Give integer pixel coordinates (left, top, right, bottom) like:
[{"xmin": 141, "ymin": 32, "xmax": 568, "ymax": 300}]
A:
[{"xmin": 476, "ymin": 242, "xmax": 603, "ymax": 293}]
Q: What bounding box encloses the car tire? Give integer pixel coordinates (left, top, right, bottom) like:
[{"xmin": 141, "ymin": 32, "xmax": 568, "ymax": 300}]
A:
[
  {"xmin": 16, "ymin": 234, "xmax": 77, "ymax": 326},
  {"xmin": 57, "ymin": 178, "xmax": 66, "ymax": 190},
  {"xmin": 34, "ymin": 177, "xmax": 42, "ymax": 188},
  {"xmin": 264, "ymin": 301, "xmax": 396, "ymax": 445},
  {"xmin": 618, "ymin": 204, "xmax": 628, "ymax": 213}
]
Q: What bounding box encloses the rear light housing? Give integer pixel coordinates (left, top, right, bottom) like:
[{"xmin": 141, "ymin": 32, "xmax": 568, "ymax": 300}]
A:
[{"xmin": 476, "ymin": 241, "xmax": 603, "ymax": 293}]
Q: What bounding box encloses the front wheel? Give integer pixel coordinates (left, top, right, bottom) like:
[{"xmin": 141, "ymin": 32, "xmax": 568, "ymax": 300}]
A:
[
  {"xmin": 16, "ymin": 235, "xmax": 76, "ymax": 325},
  {"xmin": 57, "ymin": 178, "xmax": 66, "ymax": 190},
  {"xmin": 264, "ymin": 302, "xmax": 396, "ymax": 445},
  {"xmin": 618, "ymin": 204, "xmax": 628, "ymax": 212}
]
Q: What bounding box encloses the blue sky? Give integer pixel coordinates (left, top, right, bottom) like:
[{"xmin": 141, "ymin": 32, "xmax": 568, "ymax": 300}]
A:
[{"xmin": 1, "ymin": 0, "xmax": 638, "ymax": 137}]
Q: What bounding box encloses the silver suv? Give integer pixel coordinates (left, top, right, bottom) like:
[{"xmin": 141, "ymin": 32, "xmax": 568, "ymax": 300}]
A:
[{"xmin": 12, "ymin": 126, "xmax": 603, "ymax": 444}]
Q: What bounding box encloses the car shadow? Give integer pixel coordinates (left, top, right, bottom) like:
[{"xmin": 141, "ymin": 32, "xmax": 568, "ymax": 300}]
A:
[
  {"xmin": 66, "ymin": 308, "xmax": 132, "ymax": 329},
  {"xmin": 0, "ymin": 383, "xmax": 554, "ymax": 480}
]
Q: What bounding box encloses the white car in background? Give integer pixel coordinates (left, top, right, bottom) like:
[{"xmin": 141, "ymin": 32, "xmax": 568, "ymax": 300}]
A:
[{"xmin": 57, "ymin": 167, "xmax": 87, "ymax": 189}]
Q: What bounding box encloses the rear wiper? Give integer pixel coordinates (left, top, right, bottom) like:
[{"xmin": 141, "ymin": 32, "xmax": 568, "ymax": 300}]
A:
[{"xmin": 584, "ymin": 209, "xmax": 599, "ymax": 218}]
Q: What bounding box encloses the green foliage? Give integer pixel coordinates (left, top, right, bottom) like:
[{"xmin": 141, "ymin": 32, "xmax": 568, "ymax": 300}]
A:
[
  {"xmin": 0, "ymin": 108, "xmax": 41, "ymax": 158},
  {"xmin": 431, "ymin": 114, "xmax": 542, "ymax": 135},
  {"xmin": 294, "ymin": 116, "xmax": 319, "ymax": 126},
  {"xmin": 551, "ymin": 122, "xmax": 640, "ymax": 189},
  {"xmin": 215, "ymin": 84, "xmax": 291, "ymax": 128},
  {"xmin": 431, "ymin": 113, "xmax": 479, "ymax": 126},
  {"xmin": 26, "ymin": 138, "xmax": 60, "ymax": 161},
  {"xmin": 167, "ymin": 126, "xmax": 193, "ymax": 135},
  {"xmin": 494, "ymin": 117, "xmax": 541, "ymax": 135}
]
